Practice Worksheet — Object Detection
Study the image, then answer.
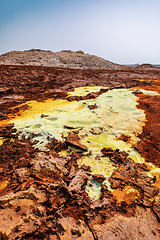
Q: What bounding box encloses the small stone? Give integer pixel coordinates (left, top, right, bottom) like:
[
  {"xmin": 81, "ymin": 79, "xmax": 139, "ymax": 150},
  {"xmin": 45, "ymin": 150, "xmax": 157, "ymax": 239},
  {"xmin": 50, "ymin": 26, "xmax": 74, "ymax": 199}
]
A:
[
  {"xmin": 92, "ymin": 174, "xmax": 106, "ymax": 182},
  {"xmin": 81, "ymin": 164, "xmax": 92, "ymax": 172},
  {"xmin": 90, "ymin": 127, "xmax": 102, "ymax": 135}
]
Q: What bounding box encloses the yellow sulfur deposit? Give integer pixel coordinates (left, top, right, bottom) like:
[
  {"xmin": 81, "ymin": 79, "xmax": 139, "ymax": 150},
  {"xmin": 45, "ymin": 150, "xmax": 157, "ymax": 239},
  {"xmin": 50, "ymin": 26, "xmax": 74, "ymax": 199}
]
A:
[
  {"xmin": 0, "ymin": 86, "xmax": 151, "ymax": 199},
  {"xmin": 0, "ymin": 137, "xmax": 4, "ymax": 146}
]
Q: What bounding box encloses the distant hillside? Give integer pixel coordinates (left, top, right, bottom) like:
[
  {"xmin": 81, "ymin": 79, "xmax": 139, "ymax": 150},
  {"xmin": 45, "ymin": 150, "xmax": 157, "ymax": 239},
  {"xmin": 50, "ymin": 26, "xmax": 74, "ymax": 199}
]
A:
[
  {"xmin": 0, "ymin": 49, "xmax": 124, "ymax": 70},
  {"xmin": 125, "ymin": 63, "xmax": 160, "ymax": 68},
  {"xmin": 136, "ymin": 63, "xmax": 159, "ymax": 69}
]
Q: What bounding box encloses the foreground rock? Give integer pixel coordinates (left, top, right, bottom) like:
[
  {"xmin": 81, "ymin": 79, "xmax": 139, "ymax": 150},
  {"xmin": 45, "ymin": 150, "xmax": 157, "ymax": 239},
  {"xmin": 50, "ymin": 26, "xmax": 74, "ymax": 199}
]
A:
[
  {"xmin": 102, "ymin": 148, "xmax": 159, "ymax": 206},
  {"xmin": 92, "ymin": 206, "xmax": 160, "ymax": 240}
]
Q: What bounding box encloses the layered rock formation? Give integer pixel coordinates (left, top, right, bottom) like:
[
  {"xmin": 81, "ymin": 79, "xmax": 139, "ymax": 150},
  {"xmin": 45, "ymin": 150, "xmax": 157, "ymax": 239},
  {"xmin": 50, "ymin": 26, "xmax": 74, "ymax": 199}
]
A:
[{"xmin": 0, "ymin": 49, "xmax": 124, "ymax": 70}]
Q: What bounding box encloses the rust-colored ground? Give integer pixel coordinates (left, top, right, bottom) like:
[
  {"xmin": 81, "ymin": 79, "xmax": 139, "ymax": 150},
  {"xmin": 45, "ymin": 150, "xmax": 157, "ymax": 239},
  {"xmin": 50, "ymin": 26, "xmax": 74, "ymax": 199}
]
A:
[
  {"xmin": 132, "ymin": 80, "xmax": 160, "ymax": 167},
  {"xmin": 0, "ymin": 64, "xmax": 160, "ymax": 240}
]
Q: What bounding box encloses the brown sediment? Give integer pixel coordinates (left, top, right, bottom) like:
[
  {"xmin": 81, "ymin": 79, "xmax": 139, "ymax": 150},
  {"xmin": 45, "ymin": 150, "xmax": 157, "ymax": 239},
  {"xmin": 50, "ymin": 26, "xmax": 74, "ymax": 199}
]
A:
[
  {"xmin": 133, "ymin": 78, "xmax": 160, "ymax": 167},
  {"xmin": 117, "ymin": 134, "xmax": 131, "ymax": 143},
  {"xmin": 0, "ymin": 64, "xmax": 160, "ymax": 239},
  {"xmin": 46, "ymin": 137, "xmax": 67, "ymax": 153},
  {"xmin": 92, "ymin": 174, "xmax": 106, "ymax": 183},
  {"xmin": 88, "ymin": 103, "xmax": 98, "ymax": 110}
]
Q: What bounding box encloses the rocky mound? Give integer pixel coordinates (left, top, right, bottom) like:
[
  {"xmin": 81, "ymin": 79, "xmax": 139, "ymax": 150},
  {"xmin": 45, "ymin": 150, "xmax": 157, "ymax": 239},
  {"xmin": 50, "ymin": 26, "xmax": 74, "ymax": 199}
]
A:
[
  {"xmin": 0, "ymin": 49, "xmax": 124, "ymax": 70},
  {"xmin": 137, "ymin": 63, "xmax": 158, "ymax": 69}
]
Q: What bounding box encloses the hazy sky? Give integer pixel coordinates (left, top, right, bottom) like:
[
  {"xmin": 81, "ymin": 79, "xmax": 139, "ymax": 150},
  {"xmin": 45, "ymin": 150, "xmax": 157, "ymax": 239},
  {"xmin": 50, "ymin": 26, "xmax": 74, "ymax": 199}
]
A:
[{"xmin": 0, "ymin": 0, "xmax": 160, "ymax": 64}]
